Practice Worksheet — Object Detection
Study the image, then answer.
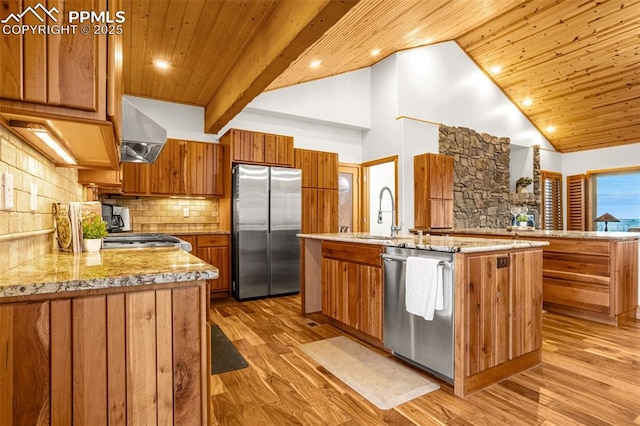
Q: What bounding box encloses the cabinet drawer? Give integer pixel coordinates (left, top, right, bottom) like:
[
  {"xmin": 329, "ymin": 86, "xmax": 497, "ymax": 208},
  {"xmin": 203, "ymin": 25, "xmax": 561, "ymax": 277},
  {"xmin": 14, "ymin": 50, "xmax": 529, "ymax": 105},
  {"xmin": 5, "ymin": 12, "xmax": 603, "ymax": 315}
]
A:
[
  {"xmin": 197, "ymin": 234, "xmax": 229, "ymax": 247},
  {"xmin": 322, "ymin": 241, "xmax": 382, "ymax": 267},
  {"xmin": 544, "ymin": 239, "xmax": 610, "ymax": 256}
]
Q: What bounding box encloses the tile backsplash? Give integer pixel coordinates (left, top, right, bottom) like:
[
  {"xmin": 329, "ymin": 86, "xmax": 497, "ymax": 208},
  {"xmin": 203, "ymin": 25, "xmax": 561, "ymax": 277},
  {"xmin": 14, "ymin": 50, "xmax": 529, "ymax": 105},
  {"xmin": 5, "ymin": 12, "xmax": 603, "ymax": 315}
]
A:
[
  {"xmin": 102, "ymin": 197, "xmax": 220, "ymax": 233},
  {"xmin": 0, "ymin": 125, "xmax": 83, "ymax": 273}
]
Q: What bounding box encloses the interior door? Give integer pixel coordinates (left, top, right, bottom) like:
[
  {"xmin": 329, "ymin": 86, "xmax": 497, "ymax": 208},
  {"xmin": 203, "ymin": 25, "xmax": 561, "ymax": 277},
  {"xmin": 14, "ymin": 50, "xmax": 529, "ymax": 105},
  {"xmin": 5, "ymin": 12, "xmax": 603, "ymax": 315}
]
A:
[{"xmin": 338, "ymin": 163, "xmax": 361, "ymax": 233}]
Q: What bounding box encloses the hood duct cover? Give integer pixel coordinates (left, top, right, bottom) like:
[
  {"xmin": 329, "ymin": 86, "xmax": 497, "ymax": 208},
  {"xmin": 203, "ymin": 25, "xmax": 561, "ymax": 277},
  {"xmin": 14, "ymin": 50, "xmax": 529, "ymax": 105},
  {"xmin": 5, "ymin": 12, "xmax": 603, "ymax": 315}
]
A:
[{"xmin": 120, "ymin": 98, "xmax": 168, "ymax": 163}]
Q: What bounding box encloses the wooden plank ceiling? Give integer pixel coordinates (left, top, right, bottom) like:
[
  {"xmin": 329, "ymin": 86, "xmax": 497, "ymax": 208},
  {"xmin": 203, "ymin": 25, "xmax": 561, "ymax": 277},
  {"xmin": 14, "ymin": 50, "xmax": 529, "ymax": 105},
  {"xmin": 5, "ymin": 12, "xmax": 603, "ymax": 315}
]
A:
[{"xmin": 123, "ymin": 0, "xmax": 640, "ymax": 153}]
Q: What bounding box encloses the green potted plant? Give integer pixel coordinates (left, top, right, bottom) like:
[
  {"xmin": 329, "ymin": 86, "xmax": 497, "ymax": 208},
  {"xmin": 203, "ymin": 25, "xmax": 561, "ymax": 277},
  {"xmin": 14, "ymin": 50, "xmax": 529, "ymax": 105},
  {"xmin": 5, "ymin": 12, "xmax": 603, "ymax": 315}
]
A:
[
  {"xmin": 516, "ymin": 176, "xmax": 533, "ymax": 193},
  {"xmin": 516, "ymin": 214, "xmax": 529, "ymax": 227},
  {"xmin": 81, "ymin": 212, "xmax": 108, "ymax": 252}
]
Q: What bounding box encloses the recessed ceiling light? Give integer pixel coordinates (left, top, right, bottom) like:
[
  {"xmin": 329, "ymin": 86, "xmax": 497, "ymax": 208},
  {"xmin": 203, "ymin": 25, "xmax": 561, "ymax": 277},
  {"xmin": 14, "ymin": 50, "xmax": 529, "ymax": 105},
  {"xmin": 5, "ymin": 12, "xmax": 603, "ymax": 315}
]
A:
[
  {"xmin": 371, "ymin": 49, "xmax": 381, "ymax": 56},
  {"xmin": 490, "ymin": 66, "xmax": 502, "ymax": 74},
  {"xmin": 310, "ymin": 60, "xmax": 322, "ymax": 68},
  {"xmin": 522, "ymin": 98, "xmax": 533, "ymax": 106},
  {"xmin": 546, "ymin": 126, "xmax": 556, "ymax": 132},
  {"xmin": 153, "ymin": 60, "xmax": 170, "ymax": 69},
  {"xmin": 424, "ymin": 38, "xmax": 433, "ymax": 44}
]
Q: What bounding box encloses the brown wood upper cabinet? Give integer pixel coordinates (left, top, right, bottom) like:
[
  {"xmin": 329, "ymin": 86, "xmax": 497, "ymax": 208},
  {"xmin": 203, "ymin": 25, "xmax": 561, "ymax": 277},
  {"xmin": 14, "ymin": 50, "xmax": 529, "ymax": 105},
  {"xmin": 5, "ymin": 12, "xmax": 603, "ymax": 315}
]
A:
[
  {"xmin": 222, "ymin": 128, "xmax": 294, "ymax": 167},
  {"xmin": 295, "ymin": 148, "xmax": 339, "ymax": 233},
  {"xmin": 0, "ymin": 0, "xmax": 123, "ymax": 169},
  {"xmin": 113, "ymin": 139, "xmax": 223, "ymax": 197},
  {"xmin": 414, "ymin": 153, "xmax": 454, "ymax": 229}
]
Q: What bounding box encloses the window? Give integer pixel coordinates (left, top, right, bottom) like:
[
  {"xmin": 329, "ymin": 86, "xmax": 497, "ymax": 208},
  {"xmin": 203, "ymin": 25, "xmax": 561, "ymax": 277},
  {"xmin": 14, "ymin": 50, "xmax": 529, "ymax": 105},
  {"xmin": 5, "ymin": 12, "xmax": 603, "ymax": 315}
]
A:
[
  {"xmin": 541, "ymin": 171, "xmax": 563, "ymax": 230},
  {"xmin": 591, "ymin": 168, "xmax": 640, "ymax": 231}
]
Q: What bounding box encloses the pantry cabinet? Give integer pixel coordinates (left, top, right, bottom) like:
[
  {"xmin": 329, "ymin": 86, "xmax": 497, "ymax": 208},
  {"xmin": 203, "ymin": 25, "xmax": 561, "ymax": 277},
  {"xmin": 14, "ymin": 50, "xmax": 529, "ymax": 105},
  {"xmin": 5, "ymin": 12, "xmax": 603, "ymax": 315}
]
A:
[
  {"xmin": 0, "ymin": 0, "xmax": 123, "ymax": 169},
  {"xmin": 321, "ymin": 241, "xmax": 383, "ymax": 342},
  {"xmin": 414, "ymin": 153, "xmax": 454, "ymax": 229}
]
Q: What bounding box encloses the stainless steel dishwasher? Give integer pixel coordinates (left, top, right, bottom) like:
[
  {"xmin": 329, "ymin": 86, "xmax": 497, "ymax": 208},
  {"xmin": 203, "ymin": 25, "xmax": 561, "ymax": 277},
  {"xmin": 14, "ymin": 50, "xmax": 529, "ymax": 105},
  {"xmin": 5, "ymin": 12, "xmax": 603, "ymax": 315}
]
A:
[{"xmin": 383, "ymin": 246, "xmax": 455, "ymax": 383}]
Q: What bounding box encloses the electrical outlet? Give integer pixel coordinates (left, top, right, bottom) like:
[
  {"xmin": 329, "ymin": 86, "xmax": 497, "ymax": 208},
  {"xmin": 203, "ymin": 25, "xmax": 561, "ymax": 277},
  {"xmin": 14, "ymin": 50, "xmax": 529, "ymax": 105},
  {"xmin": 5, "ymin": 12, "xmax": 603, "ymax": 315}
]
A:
[
  {"xmin": 183, "ymin": 207, "xmax": 190, "ymax": 218},
  {"xmin": 497, "ymin": 257, "xmax": 509, "ymax": 268},
  {"xmin": 30, "ymin": 183, "xmax": 38, "ymax": 212}
]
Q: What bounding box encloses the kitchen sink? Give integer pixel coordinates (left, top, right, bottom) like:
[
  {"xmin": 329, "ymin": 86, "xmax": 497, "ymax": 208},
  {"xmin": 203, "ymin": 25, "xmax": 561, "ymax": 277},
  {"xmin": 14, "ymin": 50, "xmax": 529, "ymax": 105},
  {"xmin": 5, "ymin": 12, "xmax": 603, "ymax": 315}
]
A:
[{"xmin": 355, "ymin": 234, "xmax": 394, "ymax": 240}]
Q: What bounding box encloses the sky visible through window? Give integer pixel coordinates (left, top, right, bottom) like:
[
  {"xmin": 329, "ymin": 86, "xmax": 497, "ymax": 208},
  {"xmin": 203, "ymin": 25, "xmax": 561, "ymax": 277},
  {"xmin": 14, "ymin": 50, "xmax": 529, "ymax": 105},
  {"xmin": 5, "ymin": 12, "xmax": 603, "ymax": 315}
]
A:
[{"xmin": 595, "ymin": 171, "xmax": 640, "ymax": 231}]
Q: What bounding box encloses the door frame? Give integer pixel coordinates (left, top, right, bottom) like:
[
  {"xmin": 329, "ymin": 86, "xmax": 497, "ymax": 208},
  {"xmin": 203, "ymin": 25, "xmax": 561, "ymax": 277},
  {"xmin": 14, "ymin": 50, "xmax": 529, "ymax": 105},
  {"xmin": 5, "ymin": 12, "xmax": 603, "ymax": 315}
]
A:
[
  {"xmin": 338, "ymin": 163, "xmax": 361, "ymax": 233},
  {"xmin": 361, "ymin": 156, "xmax": 399, "ymax": 233}
]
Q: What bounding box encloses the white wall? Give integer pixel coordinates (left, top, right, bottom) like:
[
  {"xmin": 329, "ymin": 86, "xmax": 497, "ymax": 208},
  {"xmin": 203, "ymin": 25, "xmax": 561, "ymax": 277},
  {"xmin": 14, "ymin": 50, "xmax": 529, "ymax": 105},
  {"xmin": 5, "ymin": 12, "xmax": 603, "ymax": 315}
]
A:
[
  {"xmin": 124, "ymin": 95, "xmax": 218, "ymax": 142},
  {"xmin": 246, "ymin": 68, "xmax": 371, "ymax": 130},
  {"xmin": 510, "ymin": 146, "xmax": 534, "ymax": 192},
  {"xmin": 540, "ymin": 149, "xmax": 563, "ymax": 173},
  {"xmin": 561, "ymin": 144, "xmax": 640, "ymax": 176}
]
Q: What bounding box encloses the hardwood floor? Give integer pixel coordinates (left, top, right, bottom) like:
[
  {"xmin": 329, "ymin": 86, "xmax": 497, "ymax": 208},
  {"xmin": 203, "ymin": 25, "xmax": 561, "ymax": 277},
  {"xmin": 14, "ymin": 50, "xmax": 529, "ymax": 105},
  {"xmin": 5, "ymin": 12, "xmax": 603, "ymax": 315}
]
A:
[{"xmin": 209, "ymin": 296, "xmax": 640, "ymax": 425}]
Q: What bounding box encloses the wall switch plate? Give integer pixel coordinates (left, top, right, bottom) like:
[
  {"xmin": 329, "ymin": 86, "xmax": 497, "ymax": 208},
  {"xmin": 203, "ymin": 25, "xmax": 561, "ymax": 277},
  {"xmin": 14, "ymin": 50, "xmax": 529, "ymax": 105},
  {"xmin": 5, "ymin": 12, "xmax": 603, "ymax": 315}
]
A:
[
  {"xmin": 30, "ymin": 183, "xmax": 38, "ymax": 211},
  {"xmin": 183, "ymin": 207, "xmax": 190, "ymax": 218},
  {"xmin": 3, "ymin": 173, "xmax": 14, "ymax": 211}
]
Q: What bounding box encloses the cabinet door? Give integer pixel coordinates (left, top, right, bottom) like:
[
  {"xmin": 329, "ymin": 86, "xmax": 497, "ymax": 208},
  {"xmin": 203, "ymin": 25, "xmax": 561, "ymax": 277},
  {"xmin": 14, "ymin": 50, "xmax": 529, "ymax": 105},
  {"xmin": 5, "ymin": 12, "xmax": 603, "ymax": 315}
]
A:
[
  {"xmin": 265, "ymin": 134, "xmax": 294, "ymax": 167},
  {"xmin": 198, "ymin": 246, "xmax": 230, "ymax": 292},
  {"xmin": 0, "ymin": 301, "xmax": 51, "ymax": 425},
  {"xmin": 150, "ymin": 139, "xmax": 186, "ymax": 195},
  {"xmin": 322, "ymin": 258, "xmax": 357, "ymax": 328},
  {"xmin": 301, "ymin": 188, "xmax": 318, "ymax": 234},
  {"xmin": 318, "ymin": 189, "xmax": 338, "ymax": 233},
  {"xmin": 187, "ymin": 142, "xmax": 223, "ymax": 196},
  {"xmin": 295, "ymin": 149, "xmax": 318, "ymax": 188},
  {"xmin": 430, "ymin": 199, "xmax": 454, "ymax": 229},
  {"xmin": 358, "ymin": 264, "xmax": 383, "ymax": 340},
  {"xmin": 464, "ymin": 254, "xmax": 510, "ymax": 377},
  {"xmin": 317, "ymin": 152, "xmax": 338, "ymax": 189},
  {"xmin": 121, "ymin": 162, "xmax": 150, "ymax": 194},
  {"xmin": 229, "ymin": 129, "xmax": 265, "ymax": 163},
  {"xmin": 510, "ymin": 250, "xmax": 542, "ymax": 359},
  {"xmin": 414, "ymin": 153, "xmax": 454, "ymax": 228}
]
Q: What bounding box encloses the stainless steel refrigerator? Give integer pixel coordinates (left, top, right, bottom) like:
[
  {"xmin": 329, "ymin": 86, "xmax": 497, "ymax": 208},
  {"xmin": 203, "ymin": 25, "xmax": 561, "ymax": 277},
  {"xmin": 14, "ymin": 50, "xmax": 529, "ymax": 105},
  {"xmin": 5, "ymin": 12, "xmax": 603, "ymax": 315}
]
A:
[{"xmin": 232, "ymin": 164, "xmax": 301, "ymax": 300}]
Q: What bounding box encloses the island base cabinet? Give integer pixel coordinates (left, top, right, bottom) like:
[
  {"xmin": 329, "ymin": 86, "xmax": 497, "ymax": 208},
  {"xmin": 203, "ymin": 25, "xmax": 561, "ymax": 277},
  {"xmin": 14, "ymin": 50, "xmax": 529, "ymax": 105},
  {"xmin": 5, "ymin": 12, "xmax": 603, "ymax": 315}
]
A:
[
  {"xmin": 0, "ymin": 283, "xmax": 208, "ymax": 426},
  {"xmin": 454, "ymin": 250, "xmax": 543, "ymax": 397}
]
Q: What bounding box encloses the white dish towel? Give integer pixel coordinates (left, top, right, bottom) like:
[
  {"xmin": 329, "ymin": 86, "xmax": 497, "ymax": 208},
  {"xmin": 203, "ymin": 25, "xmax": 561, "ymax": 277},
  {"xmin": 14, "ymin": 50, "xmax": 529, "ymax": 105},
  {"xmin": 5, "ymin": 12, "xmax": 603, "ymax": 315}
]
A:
[{"xmin": 405, "ymin": 257, "xmax": 443, "ymax": 320}]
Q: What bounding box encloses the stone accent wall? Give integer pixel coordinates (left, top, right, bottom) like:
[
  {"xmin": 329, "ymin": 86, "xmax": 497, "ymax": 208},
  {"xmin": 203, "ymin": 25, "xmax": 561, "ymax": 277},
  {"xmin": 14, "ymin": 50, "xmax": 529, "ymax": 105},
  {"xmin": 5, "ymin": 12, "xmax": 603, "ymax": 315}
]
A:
[
  {"xmin": 439, "ymin": 125, "xmax": 512, "ymax": 228},
  {"xmin": 102, "ymin": 197, "xmax": 220, "ymax": 233},
  {"xmin": 0, "ymin": 125, "xmax": 83, "ymax": 273}
]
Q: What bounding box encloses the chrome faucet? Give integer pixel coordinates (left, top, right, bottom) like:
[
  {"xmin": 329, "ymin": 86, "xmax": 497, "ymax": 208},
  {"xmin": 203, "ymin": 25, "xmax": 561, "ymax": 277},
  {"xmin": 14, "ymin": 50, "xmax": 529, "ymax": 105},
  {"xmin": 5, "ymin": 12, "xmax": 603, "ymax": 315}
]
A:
[{"xmin": 377, "ymin": 186, "xmax": 402, "ymax": 239}]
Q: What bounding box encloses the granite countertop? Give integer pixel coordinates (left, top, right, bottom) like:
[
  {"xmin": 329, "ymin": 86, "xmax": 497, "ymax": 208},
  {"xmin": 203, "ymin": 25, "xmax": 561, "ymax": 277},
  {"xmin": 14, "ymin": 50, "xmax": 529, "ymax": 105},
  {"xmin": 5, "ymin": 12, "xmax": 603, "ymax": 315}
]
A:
[
  {"xmin": 298, "ymin": 233, "xmax": 549, "ymax": 253},
  {"xmin": 0, "ymin": 247, "xmax": 218, "ymax": 299},
  {"xmin": 410, "ymin": 227, "xmax": 640, "ymax": 241},
  {"xmin": 109, "ymin": 230, "xmax": 230, "ymax": 236}
]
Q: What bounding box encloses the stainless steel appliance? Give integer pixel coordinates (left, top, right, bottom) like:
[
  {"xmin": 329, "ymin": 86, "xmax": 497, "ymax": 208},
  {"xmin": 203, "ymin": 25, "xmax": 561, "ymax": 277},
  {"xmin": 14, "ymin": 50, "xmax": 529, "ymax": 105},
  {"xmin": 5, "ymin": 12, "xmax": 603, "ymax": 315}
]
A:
[
  {"xmin": 120, "ymin": 97, "xmax": 168, "ymax": 164},
  {"xmin": 382, "ymin": 246, "xmax": 455, "ymax": 382},
  {"xmin": 101, "ymin": 204, "xmax": 125, "ymax": 232},
  {"xmin": 103, "ymin": 233, "xmax": 192, "ymax": 251},
  {"xmin": 232, "ymin": 164, "xmax": 301, "ymax": 300}
]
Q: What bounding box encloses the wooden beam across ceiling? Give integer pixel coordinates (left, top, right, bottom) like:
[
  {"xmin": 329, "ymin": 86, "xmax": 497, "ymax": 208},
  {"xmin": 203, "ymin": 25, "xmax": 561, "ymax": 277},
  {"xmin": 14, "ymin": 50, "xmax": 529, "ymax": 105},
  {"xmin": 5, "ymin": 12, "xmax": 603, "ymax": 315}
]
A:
[{"xmin": 204, "ymin": 0, "xmax": 359, "ymax": 134}]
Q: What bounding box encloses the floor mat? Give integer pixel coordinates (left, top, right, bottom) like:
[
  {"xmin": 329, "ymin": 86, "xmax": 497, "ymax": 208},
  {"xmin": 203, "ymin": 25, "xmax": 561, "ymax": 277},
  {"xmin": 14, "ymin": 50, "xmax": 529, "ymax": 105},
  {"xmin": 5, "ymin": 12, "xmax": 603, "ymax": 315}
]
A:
[
  {"xmin": 211, "ymin": 323, "xmax": 248, "ymax": 375},
  {"xmin": 299, "ymin": 336, "xmax": 439, "ymax": 410}
]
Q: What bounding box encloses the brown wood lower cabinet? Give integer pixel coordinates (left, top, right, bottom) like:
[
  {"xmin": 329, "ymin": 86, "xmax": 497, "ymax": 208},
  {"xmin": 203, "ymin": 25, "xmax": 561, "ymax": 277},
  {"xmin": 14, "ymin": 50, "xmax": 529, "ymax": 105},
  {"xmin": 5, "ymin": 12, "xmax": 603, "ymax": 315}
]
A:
[
  {"xmin": 0, "ymin": 282, "xmax": 209, "ymax": 425},
  {"xmin": 176, "ymin": 234, "xmax": 231, "ymax": 298},
  {"xmin": 321, "ymin": 241, "xmax": 383, "ymax": 342}
]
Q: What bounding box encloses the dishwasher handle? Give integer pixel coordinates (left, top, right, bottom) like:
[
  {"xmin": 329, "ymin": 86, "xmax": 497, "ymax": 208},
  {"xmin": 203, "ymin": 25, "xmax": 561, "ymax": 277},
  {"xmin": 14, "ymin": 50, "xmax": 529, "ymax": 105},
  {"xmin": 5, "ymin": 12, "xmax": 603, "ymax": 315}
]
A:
[{"xmin": 381, "ymin": 253, "xmax": 453, "ymax": 269}]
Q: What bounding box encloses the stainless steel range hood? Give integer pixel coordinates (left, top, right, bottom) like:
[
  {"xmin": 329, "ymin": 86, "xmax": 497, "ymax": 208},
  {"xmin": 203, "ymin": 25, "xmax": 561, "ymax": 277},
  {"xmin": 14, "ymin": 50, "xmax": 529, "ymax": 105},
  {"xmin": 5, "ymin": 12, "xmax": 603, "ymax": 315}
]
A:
[{"xmin": 120, "ymin": 98, "xmax": 167, "ymax": 163}]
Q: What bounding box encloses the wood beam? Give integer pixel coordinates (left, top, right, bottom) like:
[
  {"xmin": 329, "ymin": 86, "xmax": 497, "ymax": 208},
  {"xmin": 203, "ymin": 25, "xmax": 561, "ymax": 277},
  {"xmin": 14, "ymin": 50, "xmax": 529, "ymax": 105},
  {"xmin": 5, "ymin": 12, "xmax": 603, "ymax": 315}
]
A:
[{"xmin": 204, "ymin": 0, "xmax": 359, "ymax": 134}]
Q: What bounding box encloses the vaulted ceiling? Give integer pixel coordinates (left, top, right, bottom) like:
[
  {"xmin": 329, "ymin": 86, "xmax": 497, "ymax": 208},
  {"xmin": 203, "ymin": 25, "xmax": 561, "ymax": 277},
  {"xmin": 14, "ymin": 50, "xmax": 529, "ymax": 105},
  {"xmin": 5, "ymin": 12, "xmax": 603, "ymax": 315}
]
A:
[{"xmin": 123, "ymin": 0, "xmax": 640, "ymax": 153}]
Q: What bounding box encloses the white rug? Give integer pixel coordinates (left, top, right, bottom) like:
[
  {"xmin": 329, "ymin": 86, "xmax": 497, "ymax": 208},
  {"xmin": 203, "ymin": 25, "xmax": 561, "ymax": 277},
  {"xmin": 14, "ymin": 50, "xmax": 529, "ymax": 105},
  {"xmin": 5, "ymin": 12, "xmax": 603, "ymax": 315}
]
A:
[{"xmin": 299, "ymin": 336, "xmax": 439, "ymax": 410}]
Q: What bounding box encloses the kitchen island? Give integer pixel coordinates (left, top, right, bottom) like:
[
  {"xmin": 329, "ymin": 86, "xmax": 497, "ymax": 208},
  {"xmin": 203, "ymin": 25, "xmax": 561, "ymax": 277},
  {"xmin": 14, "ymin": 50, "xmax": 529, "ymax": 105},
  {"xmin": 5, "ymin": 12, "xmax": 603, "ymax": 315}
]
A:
[
  {"xmin": 299, "ymin": 233, "xmax": 548, "ymax": 397},
  {"xmin": 0, "ymin": 247, "xmax": 216, "ymax": 425},
  {"xmin": 412, "ymin": 228, "xmax": 640, "ymax": 325}
]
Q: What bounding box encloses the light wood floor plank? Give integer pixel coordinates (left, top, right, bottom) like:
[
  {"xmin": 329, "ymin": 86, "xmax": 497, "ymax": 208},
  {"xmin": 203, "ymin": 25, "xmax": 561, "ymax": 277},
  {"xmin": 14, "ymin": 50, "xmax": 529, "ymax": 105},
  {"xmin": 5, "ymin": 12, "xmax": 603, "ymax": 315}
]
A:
[{"xmin": 210, "ymin": 295, "xmax": 640, "ymax": 425}]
